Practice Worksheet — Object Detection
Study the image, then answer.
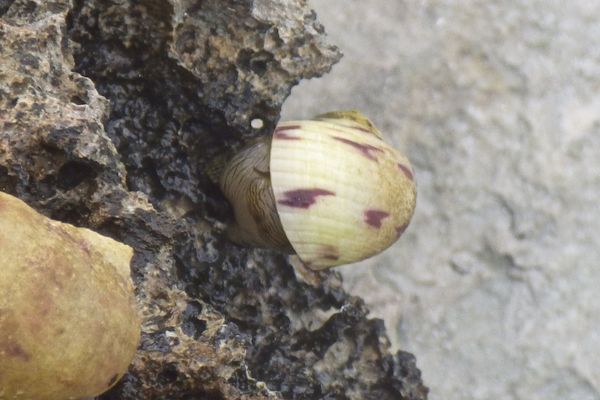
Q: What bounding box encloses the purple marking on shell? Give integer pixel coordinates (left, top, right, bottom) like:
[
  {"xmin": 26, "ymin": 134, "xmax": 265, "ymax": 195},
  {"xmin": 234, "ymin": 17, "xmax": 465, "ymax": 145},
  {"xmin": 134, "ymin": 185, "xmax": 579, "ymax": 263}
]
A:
[
  {"xmin": 395, "ymin": 223, "xmax": 408, "ymax": 238},
  {"xmin": 4, "ymin": 341, "xmax": 30, "ymax": 361},
  {"xmin": 274, "ymin": 131, "xmax": 301, "ymax": 140},
  {"xmin": 278, "ymin": 188, "xmax": 335, "ymax": 209},
  {"xmin": 397, "ymin": 163, "xmax": 414, "ymax": 180},
  {"xmin": 364, "ymin": 209, "xmax": 390, "ymax": 228},
  {"xmin": 333, "ymin": 136, "xmax": 384, "ymax": 161}
]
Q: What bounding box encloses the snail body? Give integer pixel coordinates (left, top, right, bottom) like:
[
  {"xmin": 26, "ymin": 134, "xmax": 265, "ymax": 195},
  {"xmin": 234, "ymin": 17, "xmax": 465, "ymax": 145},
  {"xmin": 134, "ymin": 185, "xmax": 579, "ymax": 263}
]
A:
[
  {"xmin": 219, "ymin": 136, "xmax": 293, "ymax": 253},
  {"xmin": 219, "ymin": 111, "xmax": 416, "ymax": 270}
]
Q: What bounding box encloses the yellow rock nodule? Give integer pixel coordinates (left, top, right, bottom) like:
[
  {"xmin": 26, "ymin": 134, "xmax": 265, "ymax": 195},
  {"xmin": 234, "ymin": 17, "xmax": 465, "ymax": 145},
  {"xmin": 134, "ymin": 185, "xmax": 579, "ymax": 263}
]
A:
[{"xmin": 0, "ymin": 192, "xmax": 140, "ymax": 400}]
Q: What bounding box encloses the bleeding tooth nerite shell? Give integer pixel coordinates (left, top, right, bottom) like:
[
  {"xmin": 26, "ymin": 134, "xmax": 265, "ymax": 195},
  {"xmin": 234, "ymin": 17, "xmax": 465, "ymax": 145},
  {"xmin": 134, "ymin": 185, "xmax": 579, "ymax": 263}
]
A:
[{"xmin": 219, "ymin": 111, "xmax": 417, "ymax": 270}]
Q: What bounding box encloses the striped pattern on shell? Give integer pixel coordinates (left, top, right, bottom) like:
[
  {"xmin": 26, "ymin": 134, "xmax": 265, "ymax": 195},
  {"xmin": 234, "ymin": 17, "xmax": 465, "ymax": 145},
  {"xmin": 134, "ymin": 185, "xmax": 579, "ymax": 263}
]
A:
[
  {"xmin": 219, "ymin": 138, "xmax": 293, "ymax": 253},
  {"xmin": 270, "ymin": 113, "xmax": 416, "ymax": 269}
]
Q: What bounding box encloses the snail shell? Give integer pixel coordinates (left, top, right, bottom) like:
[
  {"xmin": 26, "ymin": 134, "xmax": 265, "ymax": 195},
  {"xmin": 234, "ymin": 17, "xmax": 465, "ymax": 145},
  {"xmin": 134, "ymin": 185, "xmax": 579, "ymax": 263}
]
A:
[{"xmin": 219, "ymin": 111, "xmax": 416, "ymax": 270}]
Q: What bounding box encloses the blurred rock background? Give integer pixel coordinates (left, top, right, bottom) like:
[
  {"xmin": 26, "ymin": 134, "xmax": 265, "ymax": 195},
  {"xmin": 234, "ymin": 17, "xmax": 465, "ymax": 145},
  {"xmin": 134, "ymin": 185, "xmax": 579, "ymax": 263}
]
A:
[{"xmin": 283, "ymin": 1, "xmax": 600, "ymax": 399}]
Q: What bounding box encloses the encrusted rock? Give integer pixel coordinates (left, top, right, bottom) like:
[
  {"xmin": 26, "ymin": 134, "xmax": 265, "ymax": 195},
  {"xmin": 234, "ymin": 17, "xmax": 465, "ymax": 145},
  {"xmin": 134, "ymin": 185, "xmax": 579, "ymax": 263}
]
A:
[
  {"xmin": 169, "ymin": 0, "xmax": 342, "ymax": 131},
  {"xmin": 0, "ymin": 1, "xmax": 428, "ymax": 399}
]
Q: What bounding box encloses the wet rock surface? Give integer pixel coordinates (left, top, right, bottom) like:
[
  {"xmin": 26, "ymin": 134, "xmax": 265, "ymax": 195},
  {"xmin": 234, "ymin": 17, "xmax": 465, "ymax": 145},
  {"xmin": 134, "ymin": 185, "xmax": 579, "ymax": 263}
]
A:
[{"xmin": 0, "ymin": 1, "xmax": 427, "ymax": 399}]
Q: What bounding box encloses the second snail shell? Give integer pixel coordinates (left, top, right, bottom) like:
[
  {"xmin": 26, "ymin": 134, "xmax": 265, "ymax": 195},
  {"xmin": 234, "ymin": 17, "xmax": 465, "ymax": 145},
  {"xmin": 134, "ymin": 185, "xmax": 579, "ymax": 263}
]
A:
[{"xmin": 219, "ymin": 111, "xmax": 416, "ymax": 270}]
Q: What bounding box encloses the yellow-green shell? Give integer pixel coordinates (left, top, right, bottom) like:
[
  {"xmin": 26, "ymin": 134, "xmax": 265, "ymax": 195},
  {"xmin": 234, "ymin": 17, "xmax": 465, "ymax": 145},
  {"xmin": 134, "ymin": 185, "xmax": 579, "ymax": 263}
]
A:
[{"xmin": 270, "ymin": 113, "xmax": 416, "ymax": 269}]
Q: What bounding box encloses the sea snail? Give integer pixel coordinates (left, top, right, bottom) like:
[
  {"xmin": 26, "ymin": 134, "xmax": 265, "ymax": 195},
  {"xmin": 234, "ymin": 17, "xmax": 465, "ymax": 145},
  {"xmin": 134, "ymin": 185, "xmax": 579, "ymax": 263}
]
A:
[{"xmin": 219, "ymin": 110, "xmax": 416, "ymax": 270}]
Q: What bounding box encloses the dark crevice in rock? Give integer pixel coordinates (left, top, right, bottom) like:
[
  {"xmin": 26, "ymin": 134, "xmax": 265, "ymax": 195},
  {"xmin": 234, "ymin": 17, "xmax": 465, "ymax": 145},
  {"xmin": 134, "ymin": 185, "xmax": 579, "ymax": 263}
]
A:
[
  {"xmin": 56, "ymin": 160, "xmax": 97, "ymax": 190},
  {"xmin": 0, "ymin": 0, "xmax": 16, "ymax": 16},
  {"xmin": 0, "ymin": 165, "xmax": 18, "ymax": 193}
]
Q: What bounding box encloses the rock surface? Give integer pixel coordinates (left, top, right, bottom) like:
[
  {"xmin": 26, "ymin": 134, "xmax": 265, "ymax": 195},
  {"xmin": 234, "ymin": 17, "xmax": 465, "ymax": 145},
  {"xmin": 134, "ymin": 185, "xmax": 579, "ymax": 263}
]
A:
[
  {"xmin": 0, "ymin": 0, "xmax": 427, "ymax": 399},
  {"xmin": 283, "ymin": 1, "xmax": 600, "ymax": 399}
]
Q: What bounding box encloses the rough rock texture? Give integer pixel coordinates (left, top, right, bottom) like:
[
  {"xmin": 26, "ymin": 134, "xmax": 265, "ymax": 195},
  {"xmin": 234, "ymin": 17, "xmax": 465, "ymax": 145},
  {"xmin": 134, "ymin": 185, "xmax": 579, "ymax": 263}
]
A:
[
  {"xmin": 283, "ymin": 1, "xmax": 600, "ymax": 400},
  {"xmin": 0, "ymin": 0, "xmax": 428, "ymax": 399}
]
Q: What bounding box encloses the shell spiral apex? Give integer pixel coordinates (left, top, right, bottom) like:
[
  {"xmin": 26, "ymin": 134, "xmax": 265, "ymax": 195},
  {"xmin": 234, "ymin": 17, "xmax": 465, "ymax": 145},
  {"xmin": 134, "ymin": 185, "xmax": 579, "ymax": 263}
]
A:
[{"xmin": 219, "ymin": 111, "xmax": 416, "ymax": 270}]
